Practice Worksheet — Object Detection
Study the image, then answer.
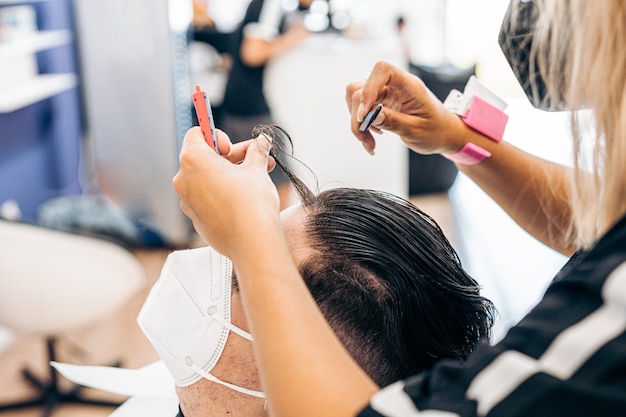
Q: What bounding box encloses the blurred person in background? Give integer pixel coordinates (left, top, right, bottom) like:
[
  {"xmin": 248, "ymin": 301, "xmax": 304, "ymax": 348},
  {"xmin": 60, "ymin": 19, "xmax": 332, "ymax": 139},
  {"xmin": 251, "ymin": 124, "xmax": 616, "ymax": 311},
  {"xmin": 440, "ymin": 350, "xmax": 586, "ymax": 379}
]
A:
[{"xmin": 218, "ymin": 0, "xmax": 314, "ymax": 209}]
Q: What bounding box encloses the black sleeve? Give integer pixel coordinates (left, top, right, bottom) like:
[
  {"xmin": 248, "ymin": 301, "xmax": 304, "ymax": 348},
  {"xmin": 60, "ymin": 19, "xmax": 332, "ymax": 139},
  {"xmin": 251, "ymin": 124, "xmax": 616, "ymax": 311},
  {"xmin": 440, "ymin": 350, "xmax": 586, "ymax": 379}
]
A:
[{"xmin": 358, "ymin": 216, "xmax": 626, "ymax": 417}]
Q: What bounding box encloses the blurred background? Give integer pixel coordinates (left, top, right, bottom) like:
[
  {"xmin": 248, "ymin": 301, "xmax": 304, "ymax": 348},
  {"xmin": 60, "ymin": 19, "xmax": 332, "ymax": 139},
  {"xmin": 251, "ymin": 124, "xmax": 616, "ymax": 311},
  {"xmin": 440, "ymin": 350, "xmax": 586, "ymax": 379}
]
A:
[{"xmin": 0, "ymin": 0, "xmax": 570, "ymax": 415}]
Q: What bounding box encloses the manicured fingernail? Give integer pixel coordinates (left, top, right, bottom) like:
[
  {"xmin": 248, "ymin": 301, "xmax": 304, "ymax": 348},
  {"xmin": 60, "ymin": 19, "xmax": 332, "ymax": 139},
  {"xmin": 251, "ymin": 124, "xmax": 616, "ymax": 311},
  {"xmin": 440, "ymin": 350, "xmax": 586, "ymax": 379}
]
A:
[
  {"xmin": 362, "ymin": 141, "xmax": 375, "ymax": 156},
  {"xmin": 257, "ymin": 134, "xmax": 272, "ymax": 152}
]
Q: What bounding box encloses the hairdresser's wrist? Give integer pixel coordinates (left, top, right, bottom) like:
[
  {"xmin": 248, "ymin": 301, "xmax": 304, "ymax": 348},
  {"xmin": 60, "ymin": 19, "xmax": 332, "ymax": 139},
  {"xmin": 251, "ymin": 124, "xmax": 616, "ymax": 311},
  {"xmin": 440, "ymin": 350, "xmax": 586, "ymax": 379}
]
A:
[
  {"xmin": 230, "ymin": 219, "xmax": 301, "ymax": 310},
  {"xmin": 439, "ymin": 113, "xmax": 503, "ymax": 166},
  {"xmin": 438, "ymin": 85, "xmax": 510, "ymax": 165},
  {"xmin": 227, "ymin": 212, "xmax": 286, "ymax": 269}
]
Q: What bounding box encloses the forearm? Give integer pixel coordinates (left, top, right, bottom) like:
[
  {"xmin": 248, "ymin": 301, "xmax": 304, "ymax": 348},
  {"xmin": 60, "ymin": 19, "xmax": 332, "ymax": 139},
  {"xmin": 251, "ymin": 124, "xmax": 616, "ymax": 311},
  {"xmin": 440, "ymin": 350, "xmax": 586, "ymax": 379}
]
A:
[
  {"xmin": 232, "ymin": 223, "xmax": 378, "ymax": 417},
  {"xmin": 349, "ymin": 61, "xmax": 577, "ymax": 255},
  {"xmin": 240, "ymin": 29, "xmax": 308, "ymax": 67},
  {"xmin": 173, "ymin": 132, "xmax": 371, "ymax": 415},
  {"xmin": 454, "ymin": 127, "xmax": 576, "ymax": 256}
]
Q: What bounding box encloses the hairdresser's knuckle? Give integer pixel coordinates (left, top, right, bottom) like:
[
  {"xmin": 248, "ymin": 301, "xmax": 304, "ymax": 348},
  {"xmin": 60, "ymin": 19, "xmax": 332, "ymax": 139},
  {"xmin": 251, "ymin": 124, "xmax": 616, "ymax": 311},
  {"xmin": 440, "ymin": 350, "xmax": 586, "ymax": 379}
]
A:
[
  {"xmin": 346, "ymin": 81, "xmax": 360, "ymax": 95},
  {"xmin": 178, "ymin": 149, "xmax": 196, "ymax": 168},
  {"xmin": 374, "ymin": 60, "xmax": 393, "ymax": 73},
  {"xmin": 386, "ymin": 116, "xmax": 399, "ymax": 131},
  {"xmin": 373, "ymin": 60, "xmax": 387, "ymax": 69}
]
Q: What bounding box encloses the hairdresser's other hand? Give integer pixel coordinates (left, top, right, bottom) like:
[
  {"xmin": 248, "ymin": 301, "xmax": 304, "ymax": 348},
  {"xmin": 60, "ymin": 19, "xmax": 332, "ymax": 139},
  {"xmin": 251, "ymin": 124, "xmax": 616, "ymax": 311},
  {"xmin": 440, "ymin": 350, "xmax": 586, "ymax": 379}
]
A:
[
  {"xmin": 346, "ymin": 61, "xmax": 467, "ymax": 155},
  {"xmin": 173, "ymin": 127, "xmax": 280, "ymax": 258}
]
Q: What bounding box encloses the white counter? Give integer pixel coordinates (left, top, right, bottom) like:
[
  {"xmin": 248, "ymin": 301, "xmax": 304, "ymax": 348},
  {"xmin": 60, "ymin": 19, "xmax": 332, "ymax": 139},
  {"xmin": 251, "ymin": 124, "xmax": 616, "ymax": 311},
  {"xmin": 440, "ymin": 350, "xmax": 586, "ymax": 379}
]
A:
[{"xmin": 265, "ymin": 33, "xmax": 409, "ymax": 198}]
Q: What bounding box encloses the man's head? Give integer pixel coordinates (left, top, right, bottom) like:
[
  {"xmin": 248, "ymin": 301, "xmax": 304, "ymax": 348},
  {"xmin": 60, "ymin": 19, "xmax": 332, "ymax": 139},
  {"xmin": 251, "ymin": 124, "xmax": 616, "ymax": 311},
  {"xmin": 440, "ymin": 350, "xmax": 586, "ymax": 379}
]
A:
[
  {"xmin": 174, "ymin": 125, "xmax": 495, "ymax": 416},
  {"xmin": 266, "ymin": 123, "xmax": 495, "ymax": 385},
  {"xmin": 285, "ymin": 188, "xmax": 495, "ymax": 386},
  {"xmin": 176, "ymin": 188, "xmax": 494, "ymax": 416}
]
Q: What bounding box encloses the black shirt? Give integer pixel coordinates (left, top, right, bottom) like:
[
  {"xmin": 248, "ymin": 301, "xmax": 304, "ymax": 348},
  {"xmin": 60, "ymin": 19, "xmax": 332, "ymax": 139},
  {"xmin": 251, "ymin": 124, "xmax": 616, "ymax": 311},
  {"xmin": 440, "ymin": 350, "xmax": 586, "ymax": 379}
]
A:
[{"xmin": 221, "ymin": 0, "xmax": 290, "ymax": 116}]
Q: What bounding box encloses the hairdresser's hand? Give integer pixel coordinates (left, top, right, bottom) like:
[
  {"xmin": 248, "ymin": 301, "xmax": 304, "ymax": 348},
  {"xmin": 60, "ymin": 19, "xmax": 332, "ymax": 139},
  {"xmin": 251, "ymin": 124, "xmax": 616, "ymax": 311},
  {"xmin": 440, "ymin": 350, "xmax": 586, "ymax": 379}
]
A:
[
  {"xmin": 173, "ymin": 127, "xmax": 280, "ymax": 259},
  {"xmin": 346, "ymin": 61, "xmax": 467, "ymax": 155}
]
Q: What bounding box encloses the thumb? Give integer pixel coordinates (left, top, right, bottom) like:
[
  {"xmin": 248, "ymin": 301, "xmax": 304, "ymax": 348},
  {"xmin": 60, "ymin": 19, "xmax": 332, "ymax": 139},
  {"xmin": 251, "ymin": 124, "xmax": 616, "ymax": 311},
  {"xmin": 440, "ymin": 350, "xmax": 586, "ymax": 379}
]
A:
[{"xmin": 242, "ymin": 133, "xmax": 273, "ymax": 170}]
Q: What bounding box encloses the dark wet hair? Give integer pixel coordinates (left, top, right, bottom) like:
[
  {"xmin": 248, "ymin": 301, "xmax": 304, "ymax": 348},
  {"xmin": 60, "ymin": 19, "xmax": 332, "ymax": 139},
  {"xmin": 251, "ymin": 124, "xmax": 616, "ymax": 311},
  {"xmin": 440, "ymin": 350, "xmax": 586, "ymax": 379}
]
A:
[{"xmin": 252, "ymin": 125, "xmax": 495, "ymax": 387}]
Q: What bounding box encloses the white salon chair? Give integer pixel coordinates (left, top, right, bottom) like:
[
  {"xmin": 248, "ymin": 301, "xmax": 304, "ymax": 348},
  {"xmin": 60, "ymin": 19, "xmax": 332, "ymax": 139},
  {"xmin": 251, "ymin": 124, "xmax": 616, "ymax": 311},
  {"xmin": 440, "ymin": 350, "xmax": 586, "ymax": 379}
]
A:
[{"xmin": 0, "ymin": 220, "xmax": 145, "ymax": 416}]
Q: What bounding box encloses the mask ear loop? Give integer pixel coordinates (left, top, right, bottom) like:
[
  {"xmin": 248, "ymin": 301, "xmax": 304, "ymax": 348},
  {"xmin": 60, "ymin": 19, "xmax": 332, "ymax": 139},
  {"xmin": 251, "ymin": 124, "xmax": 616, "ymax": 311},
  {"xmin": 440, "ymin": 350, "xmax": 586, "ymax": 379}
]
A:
[
  {"xmin": 188, "ymin": 312, "xmax": 262, "ymax": 397},
  {"xmin": 210, "ymin": 312, "xmax": 253, "ymax": 341},
  {"xmin": 187, "ymin": 362, "xmax": 266, "ymax": 398}
]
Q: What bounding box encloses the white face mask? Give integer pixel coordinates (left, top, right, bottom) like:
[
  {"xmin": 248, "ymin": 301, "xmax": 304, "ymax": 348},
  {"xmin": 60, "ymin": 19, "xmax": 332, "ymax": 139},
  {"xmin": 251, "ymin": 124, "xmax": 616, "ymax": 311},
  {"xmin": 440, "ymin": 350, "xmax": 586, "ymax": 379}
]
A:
[{"xmin": 137, "ymin": 247, "xmax": 265, "ymax": 398}]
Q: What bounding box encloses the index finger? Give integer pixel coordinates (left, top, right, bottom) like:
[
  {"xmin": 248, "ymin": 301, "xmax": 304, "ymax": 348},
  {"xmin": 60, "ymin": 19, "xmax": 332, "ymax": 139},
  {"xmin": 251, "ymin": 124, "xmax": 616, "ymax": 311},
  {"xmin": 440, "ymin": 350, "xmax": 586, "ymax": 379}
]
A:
[{"xmin": 359, "ymin": 61, "xmax": 399, "ymax": 118}]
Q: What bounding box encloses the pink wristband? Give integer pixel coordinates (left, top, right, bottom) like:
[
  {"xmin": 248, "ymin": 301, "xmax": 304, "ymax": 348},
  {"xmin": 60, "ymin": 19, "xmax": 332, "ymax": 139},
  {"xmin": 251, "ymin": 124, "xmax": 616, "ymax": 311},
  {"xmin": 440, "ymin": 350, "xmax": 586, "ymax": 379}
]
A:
[
  {"xmin": 442, "ymin": 142, "xmax": 491, "ymax": 165},
  {"xmin": 461, "ymin": 96, "xmax": 509, "ymax": 142}
]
